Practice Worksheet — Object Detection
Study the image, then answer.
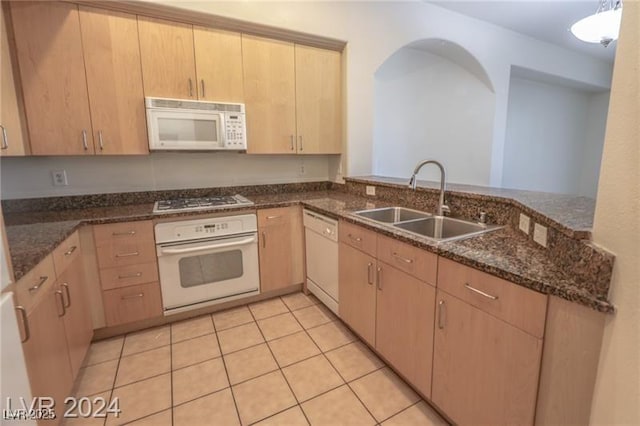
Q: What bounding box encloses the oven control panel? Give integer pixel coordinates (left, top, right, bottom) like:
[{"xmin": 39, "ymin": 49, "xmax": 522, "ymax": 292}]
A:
[{"xmin": 155, "ymin": 214, "xmax": 258, "ymax": 244}]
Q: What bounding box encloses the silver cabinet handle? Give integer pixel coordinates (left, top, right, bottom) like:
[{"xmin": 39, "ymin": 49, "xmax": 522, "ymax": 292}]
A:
[
  {"xmin": 15, "ymin": 306, "xmax": 29, "ymax": 343},
  {"xmin": 98, "ymin": 130, "xmax": 104, "ymax": 151},
  {"xmin": 64, "ymin": 246, "xmax": 77, "ymax": 256},
  {"xmin": 465, "ymin": 283, "xmax": 499, "ymax": 300},
  {"xmin": 367, "ymin": 262, "xmax": 373, "ymax": 285},
  {"xmin": 299, "ymin": 135, "xmax": 303, "ymax": 151},
  {"xmin": 28, "ymin": 276, "xmax": 48, "ymax": 293},
  {"xmin": 201, "ymin": 79, "xmax": 205, "ymax": 98},
  {"xmin": 376, "ymin": 266, "xmax": 382, "ymax": 290},
  {"xmin": 82, "ymin": 130, "xmax": 88, "ymax": 151},
  {"xmin": 60, "ymin": 283, "xmax": 71, "ymax": 308},
  {"xmin": 55, "ymin": 290, "xmax": 66, "ymax": 317},
  {"xmin": 266, "ymin": 215, "xmax": 281, "ymax": 220},
  {"xmin": 0, "ymin": 124, "xmax": 8, "ymax": 150},
  {"xmin": 118, "ymin": 272, "xmax": 142, "ymax": 279},
  {"xmin": 121, "ymin": 293, "xmax": 144, "ymax": 300},
  {"xmin": 115, "ymin": 251, "xmax": 139, "ymax": 258},
  {"xmin": 348, "ymin": 234, "xmax": 362, "ymax": 243},
  {"xmin": 112, "ymin": 230, "xmax": 136, "ymax": 236},
  {"xmin": 290, "ymin": 135, "xmax": 294, "ymax": 151},
  {"xmin": 438, "ymin": 300, "xmax": 446, "ymax": 329},
  {"xmin": 392, "ymin": 252, "xmax": 414, "ymax": 264},
  {"xmin": 261, "ymin": 231, "xmax": 266, "ymax": 248},
  {"xmin": 188, "ymin": 78, "xmax": 193, "ymax": 97}
]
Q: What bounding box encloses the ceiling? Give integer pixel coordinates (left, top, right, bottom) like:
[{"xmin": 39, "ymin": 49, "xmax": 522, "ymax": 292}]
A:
[{"xmin": 429, "ymin": 1, "xmax": 617, "ymax": 63}]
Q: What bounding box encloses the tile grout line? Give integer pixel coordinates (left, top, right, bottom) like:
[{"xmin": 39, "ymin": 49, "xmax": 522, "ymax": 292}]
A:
[
  {"xmin": 209, "ymin": 313, "xmax": 243, "ymax": 426},
  {"xmin": 169, "ymin": 324, "xmax": 174, "ymax": 426}
]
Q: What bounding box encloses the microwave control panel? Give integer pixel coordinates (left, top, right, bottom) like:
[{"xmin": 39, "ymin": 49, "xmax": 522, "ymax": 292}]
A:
[{"xmin": 225, "ymin": 114, "xmax": 246, "ymax": 149}]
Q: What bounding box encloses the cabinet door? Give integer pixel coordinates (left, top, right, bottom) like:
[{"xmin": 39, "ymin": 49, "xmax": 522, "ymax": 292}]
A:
[
  {"xmin": 138, "ymin": 16, "xmax": 197, "ymax": 99},
  {"xmin": 10, "ymin": 2, "xmax": 94, "ymax": 155},
  {"xmin": 258, "ymin": 207, "xmax": 303, "ymax": 292},
  {"xmin": 295, "ymin": 45, "xmax": 342, "ymax": 154},
  {"xmin": 432, "ymin": 290, "xmax": 543, "ymax": 426},
  {"xmin": 79, "ymin": 7, "xmax": 148, "ymax": 155},
  {"xmin": 376, "ymin": 263, "xmax": 435, "ymax": 398},
  {"xmin": 338, "ymin": 243, "xmax": 376, "ymax": 346},
  {"xmin": 22, "ymin": 287, "xmax": 73, "ymax": 424},
  {"xmin": 194, "ymin": 27, "xmax": 244, "ymax": 102},
  {"xmin": 0, "ymin": 4, "xmax": 28, "ymax": 156},
  {"xmin": 59, "ymin": 257, "xmax": 93, "ymax": 379},
  {"xmin": 242, "ymin": 35, "xmax": 296, "ymax": 154}
]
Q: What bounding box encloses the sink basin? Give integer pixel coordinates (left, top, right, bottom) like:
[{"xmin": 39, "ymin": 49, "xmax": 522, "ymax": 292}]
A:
[
  {"xmin": 353, "ymin": 207, "xmax": 431, "ymax": 223},
  {"xmin": 394, "ymin": 216, "xmax": 501, "ymax": 241}
]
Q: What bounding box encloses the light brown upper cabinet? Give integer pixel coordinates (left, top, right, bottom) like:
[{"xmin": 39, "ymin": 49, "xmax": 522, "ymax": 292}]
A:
[
  {"xmin": 295, "ymin": 45, "xmax": 342, "ymax": 154},
  {"xmin": 10, "ymin": 1, "xmax": 94, "ymax": 155},
  {"xmin": 138, "ymin": 16, "xmax": 197, "ymax": 99},
  {"xmin": 78, "ymin": 7, "xmax": 148, "ymax": 155},
  {"xmin": 0, "ymin": 3, "xmax": 29, "ymax": 156},
  {"xmin": 242, "ymin": 35, "xmax": 297, "ymax": 154},
  {"xmin": 193, "ymin": 27, "xmax": 244, "ymax": 102}
]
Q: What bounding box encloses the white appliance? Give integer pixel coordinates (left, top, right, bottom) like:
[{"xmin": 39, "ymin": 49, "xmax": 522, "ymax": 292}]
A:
[
  {"xmin": 155, "ymin": 214, "xmax": 260, "ymax": 315},
  {"xmin": 303, "ymin": 210, "xmax": 339, "ymax": 314},
  {"xmin": 145, "ymin": 97, "xmax": 247, "ymax": 151}
]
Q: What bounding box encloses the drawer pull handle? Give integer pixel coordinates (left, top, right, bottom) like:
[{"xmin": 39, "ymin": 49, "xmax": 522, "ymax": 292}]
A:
[
  {"xmin": 112, "ymin": 230, "xmax": 136, "ymax": 236},
  {"xmin": 392, "ymin": 252, "xmax": 414, "ymax": 264},
  {"xmin": 376, "ymin": 266, "xmax": 382, "ymax": 290},
  {"xmin": 28, "ymin": 276, "xmax": 48, "ymax": 293},
  {"xmin": 465, "ymin": 283, "xmax": 499, "ymax": 300},
  {"xmin": 0, "ymin": 124, "xmax": 8, "ymax": 150},
  {"xmin": 348, "ymin": 234, "xmax": 362, "ymax": 242},
  {"xmin": 438, "ymin": 300, "xmax": 446, "ymax": 329},
  {"xmin": 64, "ymin": 246, "xmax": 77, "ymax": 256},
  {"xmin": 118, "ymin": 272, "xmax": 142, "ymax": 279},
  {"xmin": 60, "ymin": 283, "xmax": 71, "ymax": 308},
  {"xmin": 115, "ymin": 251, "xmax": 139, "ymax": 258},
  {"xmin": 15, "ymin": 306, "xmax": 29, "ymax": 343},
  {"xmin": 55, "ymin": 290, "xmax": 66, "ymax": 317},
  {"xmin": 266, "ymin": 215, "xmax": 281, "ymax": 220},
  {"xmin": 121, "ymin": 293, "xmax": 144, "ymax": 300},
  {"xmin": 367, "ymin": 262, "xmax": 373, "ymax": 285}
]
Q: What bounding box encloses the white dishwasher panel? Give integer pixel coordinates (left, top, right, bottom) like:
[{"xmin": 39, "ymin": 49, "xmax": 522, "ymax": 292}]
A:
[{"xmin": 303, "ymin": 210, "xmax": 339, "ymax": 314}]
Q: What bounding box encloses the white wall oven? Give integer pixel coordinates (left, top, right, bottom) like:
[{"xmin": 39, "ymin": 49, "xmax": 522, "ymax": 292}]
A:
[{"xmin": 155, "ymin": 214, "xmax": 260, "ymax": 314}]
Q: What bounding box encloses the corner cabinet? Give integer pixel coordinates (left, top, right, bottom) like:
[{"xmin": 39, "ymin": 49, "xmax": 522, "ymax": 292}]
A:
[
  {"xmin": 258, "ymin": 206, "xmax": 305, "ymax": 292},
  {"xmin": 243, "ymin": 35, "xmax": 342, "ymax": 154}
]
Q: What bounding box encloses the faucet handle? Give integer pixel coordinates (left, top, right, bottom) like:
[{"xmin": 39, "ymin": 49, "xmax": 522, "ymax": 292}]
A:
[
  {"xmin": 441, "ymin": 204, "xmax": 451, "ymax": 215},
  {"xmin": 479, "ymin": 211, "xmax": 487, "ymax": 224}
]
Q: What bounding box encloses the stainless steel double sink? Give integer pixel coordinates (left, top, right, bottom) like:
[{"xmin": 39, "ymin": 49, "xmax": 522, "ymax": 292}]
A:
[{"xmin": 353, "ymin": 207, "xmax": 502, "ymax": 243}]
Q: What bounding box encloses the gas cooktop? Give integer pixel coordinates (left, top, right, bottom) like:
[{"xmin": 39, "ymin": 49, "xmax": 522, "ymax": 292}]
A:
[{"xmin": 153, "ymin": 194, "xmax": 254, "ymax": 214}]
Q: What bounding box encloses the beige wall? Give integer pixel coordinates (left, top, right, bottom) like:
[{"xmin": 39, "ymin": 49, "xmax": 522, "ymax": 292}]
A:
[{"xmin": 589, "ymin": 3, "xmax": 640, "ymax": 424}]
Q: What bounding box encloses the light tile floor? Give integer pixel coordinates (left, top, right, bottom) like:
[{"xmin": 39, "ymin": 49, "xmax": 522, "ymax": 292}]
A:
[{"xmin": 68, "ymin": 292, "xmax": 448, "ymax": 426}]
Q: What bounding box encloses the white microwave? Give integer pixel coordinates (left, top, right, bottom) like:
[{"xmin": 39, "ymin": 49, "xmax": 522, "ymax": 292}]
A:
[{"xmin": 145, "ymin": 97, "xmax": 247, "ymax": 151}]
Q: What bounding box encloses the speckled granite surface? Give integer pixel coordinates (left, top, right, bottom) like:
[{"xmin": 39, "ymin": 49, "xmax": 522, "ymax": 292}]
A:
[{"xmin": 3, "ymin": 188, "xmax": 614, "ymax": 313}]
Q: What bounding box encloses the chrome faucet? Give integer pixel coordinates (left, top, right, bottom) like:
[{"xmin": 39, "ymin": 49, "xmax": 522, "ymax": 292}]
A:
[{"xmin": 408, "ymin": 160, "xmax": 450, "ymax": 216}]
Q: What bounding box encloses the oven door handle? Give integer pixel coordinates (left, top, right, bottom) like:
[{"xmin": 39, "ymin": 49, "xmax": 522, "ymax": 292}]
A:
[{"xmin": 158, "ymin": 235, "xmax": 256, "ymax": 255}]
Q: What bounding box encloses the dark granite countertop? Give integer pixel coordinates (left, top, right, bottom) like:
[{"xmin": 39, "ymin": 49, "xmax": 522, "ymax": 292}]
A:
[{"xmin": 3, "ymin": 190, "xmax": 613, "ymax": 313}]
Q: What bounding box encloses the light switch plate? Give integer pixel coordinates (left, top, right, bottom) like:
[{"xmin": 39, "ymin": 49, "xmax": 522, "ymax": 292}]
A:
[
  {"xmin": 533, "ymin": 223, "xmax": 548, "ymax": 247},
  {"xmin": 519, "ymin": 213, "xmax": 530, "ymax": 234},
  {"xmin": 366, "ymin": 185, "xmax": 376, "ymax": 196}
]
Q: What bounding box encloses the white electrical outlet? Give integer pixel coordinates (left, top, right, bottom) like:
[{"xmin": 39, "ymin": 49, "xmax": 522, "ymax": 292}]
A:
[
  {"xmin": 51, "ymin": 170, "xmax": 68, "ymax": 186},
  {"xmin": 519, "ymin": 213, "xmax": 530, "ymax": 234},
  {"xmin": 299, "ymin": 164, "xmax": 306, "ymax": 176},
  {"xmin": 533, "ymin": 223, "xmax": 548, "ymax": 247},
  {"xmin": 366, "ymin": 185, "xmax": 376, "ymax": 196}
]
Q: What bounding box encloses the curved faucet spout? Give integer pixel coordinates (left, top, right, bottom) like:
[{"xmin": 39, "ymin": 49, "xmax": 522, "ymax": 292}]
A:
[{"xmin": 407, "ymin": 159, "xmax": 450, "ymax": 216}]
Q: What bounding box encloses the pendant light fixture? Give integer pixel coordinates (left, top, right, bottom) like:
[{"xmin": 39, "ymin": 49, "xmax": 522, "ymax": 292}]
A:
[{"xmin": 570, "ymin": 0, "xmax": 623, "ymax": 47}]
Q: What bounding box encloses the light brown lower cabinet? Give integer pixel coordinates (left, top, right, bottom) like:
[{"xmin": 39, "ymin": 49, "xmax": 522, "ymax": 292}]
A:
[
  {"xmin": 432, "ymin": 290, "xmax": 543, "ymax": 426},
  {"xmin": 102, "ymin": 281, "xmax": 163, "ymax": 327},
  {"xmin": 57, "ymin": 256, "xmax": 93, "ymax": 378},
  {"xmin": 21, "ymin": 285, "xmax": 74, "ymax": 425}
]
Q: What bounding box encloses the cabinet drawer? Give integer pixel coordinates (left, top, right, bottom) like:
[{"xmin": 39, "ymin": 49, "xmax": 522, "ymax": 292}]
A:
[
  {"xmin": 437, "ymin": 257, "xmax": 548, "ymax": 338},
  {"xmin": 15, "ymin": 255, "xmax": 56, "ymax": 312},
  {"xmin": 95, "ymin": 240, "xmax": 156, "ymax": 269},
  {"xmin": 258, "ymin": 207, "xmax": 292, "ymax": 227},
  {"xmin": 339, "ymin": 221, "xmax": 377, "ymax": 257},
  {"xmin": 52, "ymin": 231, "xmax": 81, "ymax": 275},
  {"xmin": 102, "ymin": 282, "xmax": 162, "ymax": 327},
  {"xmin": 377, "ymin": 234, "xmax": 437, "ymax": 285},
  {"xmin": 99, "ymin": 262, "xmax": 159, "ymax": 291},
  {"xmin": 93, "ymin": 220, "xmax": 154, "ymax": 246}
]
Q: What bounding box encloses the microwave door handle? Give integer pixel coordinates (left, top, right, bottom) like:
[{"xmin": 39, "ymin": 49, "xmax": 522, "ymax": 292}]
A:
[
  {"xmin": 159, "ymin": 236, "xmax": 256, "ymax": 255},
  {"xmin": 219, "ymin": 114, "xmax": 226, "ymax": 148}
]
